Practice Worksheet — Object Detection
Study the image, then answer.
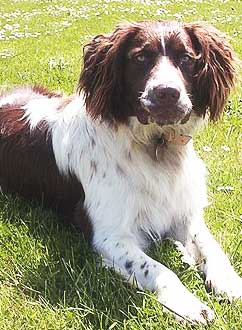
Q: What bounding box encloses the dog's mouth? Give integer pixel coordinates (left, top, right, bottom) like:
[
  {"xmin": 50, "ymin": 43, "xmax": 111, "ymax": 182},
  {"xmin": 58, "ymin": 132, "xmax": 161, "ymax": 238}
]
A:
[
  {"xmin": 136, "ymin": 106, "xmax": 150, "ymax": 124},
  {"xmin": 136, "ymin": 104, "xmax": 192, "ymax": 127}
]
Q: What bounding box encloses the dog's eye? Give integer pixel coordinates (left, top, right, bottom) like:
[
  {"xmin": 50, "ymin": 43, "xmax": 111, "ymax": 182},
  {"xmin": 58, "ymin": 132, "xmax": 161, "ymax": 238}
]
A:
[
  {"xmin": 179, "ymin": 54, "xmax": 194, "ymax": 66},
  {"xmin": 134, "ymin": 53, "xmax": 147, "ymax": 63}
]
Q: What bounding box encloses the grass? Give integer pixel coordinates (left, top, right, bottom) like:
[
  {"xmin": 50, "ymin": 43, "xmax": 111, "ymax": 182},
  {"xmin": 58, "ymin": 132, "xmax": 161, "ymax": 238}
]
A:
[{"xmin": 0, "ymin": 0, "xmax": 241, "ymax": 329}]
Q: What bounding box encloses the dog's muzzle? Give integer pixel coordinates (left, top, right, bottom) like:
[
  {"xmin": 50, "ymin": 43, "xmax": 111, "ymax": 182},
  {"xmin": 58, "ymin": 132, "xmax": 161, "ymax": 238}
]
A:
[{"xmin": 139, "ymin": 83, "xmax": 192, "ymax": 126}]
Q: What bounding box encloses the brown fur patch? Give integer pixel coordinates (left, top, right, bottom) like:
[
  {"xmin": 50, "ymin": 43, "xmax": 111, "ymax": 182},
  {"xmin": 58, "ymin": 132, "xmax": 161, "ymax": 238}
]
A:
[
  {"xmin": 32, "ymin": 85, "xmax": 63, "ymax": 98},
  {"xmin": 57, "ymin": 96, "xmax": 74, "ymax": 111},
  {"xmin": 0, "ymin": 102, "xmax": 84, "ymax": 217},
  {"xmin": 71, "ymin": 201, "xmax": 93, "ymax": 242}
]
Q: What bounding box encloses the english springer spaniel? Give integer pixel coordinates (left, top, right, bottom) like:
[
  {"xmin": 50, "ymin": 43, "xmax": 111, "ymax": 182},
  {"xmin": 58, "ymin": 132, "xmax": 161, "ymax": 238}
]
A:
[{"xmin": 0, "ymin": 20, "xmax": 241, "ymax": 323}]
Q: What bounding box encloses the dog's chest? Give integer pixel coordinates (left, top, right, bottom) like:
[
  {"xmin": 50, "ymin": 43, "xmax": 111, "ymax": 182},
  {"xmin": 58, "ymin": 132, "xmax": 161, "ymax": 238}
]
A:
[
  {"xmin": 81, "ymin": 140, "xmax": 208, "ymax": 241},
  {"xmin": 121, "ymin": 146, "xmax": 206, "ymax": 237}
]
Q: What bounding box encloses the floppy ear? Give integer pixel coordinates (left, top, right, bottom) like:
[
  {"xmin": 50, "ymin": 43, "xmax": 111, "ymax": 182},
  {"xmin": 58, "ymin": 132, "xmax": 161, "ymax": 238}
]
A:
[
  {"xmin": 77, "ymin": 23, "xmax": 139, "ymax": 123},
  {"xmin": 184, "ymin": 22, "xmax": 237, "ymax": 120}
]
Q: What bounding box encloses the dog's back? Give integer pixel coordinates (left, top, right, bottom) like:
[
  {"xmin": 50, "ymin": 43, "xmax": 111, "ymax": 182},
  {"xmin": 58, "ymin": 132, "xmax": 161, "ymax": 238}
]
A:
[{"xmin": 0, "ymin": 86, "xmax": 84, "ymax": 215}]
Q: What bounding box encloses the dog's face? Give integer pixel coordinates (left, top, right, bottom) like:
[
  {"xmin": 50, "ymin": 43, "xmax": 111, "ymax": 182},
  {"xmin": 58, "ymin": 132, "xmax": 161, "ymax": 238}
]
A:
[
  {"xmin": 123, "ymin": 21, "xmax": 196, "ymax": 126},
  {"xmin": 78, "ymin": 21, "xmax": 236, "ymax": 126}
]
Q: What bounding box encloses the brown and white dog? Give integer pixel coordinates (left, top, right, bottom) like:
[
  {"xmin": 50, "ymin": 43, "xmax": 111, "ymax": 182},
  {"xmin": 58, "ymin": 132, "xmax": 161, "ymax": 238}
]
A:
[{"xmin": 0, "ymin": 21, "xmax": 241, "ymax": 323}]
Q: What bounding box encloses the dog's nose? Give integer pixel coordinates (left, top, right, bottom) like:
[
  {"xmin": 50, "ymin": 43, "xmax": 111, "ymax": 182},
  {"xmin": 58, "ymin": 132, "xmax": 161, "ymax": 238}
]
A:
[{"xmin": 153, "ymin": 85, "xmax": 181, "ymax": 105}]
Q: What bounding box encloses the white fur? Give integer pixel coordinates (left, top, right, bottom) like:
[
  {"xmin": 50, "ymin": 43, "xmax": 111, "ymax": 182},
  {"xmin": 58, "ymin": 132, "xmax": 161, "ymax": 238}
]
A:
[
  {"xmin": 160, "ymin": 32, "xmax": 166, "ymax": 56},
  {"xmin": 0, "ymin": 87, "xmax": 40, "ymax": 107},
  {"xmin": 18, "ymin": 91, "xmax": 242, "ymax": 323}
]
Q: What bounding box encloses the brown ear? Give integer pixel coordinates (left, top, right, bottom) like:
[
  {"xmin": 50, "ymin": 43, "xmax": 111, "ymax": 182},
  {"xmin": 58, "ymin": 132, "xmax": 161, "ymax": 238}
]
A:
[
  {"xmin": 184, "ymin": 22, "xmax": 237, "ymax": 120},
  {"xmin": 77, "ymin": 23, "xmax": 139, "ymax": 123}
]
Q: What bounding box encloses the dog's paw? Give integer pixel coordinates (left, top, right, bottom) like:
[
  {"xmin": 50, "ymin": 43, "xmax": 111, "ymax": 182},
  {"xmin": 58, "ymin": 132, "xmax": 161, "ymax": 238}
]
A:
[
  {"xmin": 169, "ymin": 297, "xmax": 215, "ymax": 324},
  {"xmin": 157, "ymin": 276, "xmax": 214, "ymax": 324},
  {"xmin": 206, "ymin": 267, "xmax": 242, "ymax": 301}
]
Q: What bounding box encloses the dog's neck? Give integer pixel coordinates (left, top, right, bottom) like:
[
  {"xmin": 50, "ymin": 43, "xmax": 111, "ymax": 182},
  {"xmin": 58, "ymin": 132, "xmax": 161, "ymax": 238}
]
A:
[
  {"xmin": 126, "ymin": 116, "xmax": 201, "ymax": 162},
  {"xmin": 129, "ymin": 116, "xmax": 194, "ymax": 143}
]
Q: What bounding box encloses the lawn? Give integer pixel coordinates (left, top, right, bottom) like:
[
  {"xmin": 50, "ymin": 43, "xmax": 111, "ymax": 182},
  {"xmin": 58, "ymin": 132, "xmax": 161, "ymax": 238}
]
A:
[{"xmin": 0, "ymin": 0, "xmax": 241, "ymax": 329}]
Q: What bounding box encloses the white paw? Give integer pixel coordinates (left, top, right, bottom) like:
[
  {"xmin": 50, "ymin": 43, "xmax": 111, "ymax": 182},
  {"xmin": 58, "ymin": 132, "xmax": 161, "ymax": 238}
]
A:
[
  {"xmin": 169, "ymin": 296, "xmax": 215, "ymax": 324},
  {"xmin": 206, "ymin": 267, "xmax": 242, "ymax": 301},
  {"xmin": 157, "ymin": 275, "xmax": 214, "ymax": 324}
]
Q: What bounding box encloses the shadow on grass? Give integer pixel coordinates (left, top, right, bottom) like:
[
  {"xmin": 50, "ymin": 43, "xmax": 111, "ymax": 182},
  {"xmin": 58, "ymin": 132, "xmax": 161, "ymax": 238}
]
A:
[{"xmin": 0, "ymin": 194, "xmax": 145, "ymax": 328}]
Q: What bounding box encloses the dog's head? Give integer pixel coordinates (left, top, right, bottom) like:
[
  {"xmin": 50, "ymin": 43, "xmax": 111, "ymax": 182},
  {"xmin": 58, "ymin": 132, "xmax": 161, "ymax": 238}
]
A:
[{"xmin": 78, "ymin": 21, "xmax": 236, "ymax": 126}]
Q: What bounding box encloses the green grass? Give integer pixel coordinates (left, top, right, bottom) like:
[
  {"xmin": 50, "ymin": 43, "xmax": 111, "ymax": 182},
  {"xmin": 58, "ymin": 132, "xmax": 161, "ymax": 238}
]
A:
[{"xmin": 0, "ymin": 0, "xmax": 241, "ymax": 329}]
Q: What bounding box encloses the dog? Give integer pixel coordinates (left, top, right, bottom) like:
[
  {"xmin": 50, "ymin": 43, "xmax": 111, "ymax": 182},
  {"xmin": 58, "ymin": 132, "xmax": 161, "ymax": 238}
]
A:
[{"xmin": 0, "ymin": 20, "xmax": 241, "ymax": 323}]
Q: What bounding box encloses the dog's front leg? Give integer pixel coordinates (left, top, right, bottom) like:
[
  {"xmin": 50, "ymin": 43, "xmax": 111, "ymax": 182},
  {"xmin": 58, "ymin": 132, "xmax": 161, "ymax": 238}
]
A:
[
  {"xmin": 93, "ymin": 234, "xmax": 214, "ymax": 323},
  {"xmin": 193, "ymin": 219, "xmax": 242, "ymax": 300},
  {"xmin": 174, "ymin": 215, "xmax": 242, "ymax": 300}
]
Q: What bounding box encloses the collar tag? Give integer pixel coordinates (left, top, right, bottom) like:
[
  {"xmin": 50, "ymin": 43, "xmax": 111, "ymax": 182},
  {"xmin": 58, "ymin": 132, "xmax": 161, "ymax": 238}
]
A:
[
  {"xmin": 154, "ymin": 129, "xmax": 192, "ymax": 161},
  {"xmin": 163, "ymin": 129, "xmax": 192, "ymax": 145}
]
